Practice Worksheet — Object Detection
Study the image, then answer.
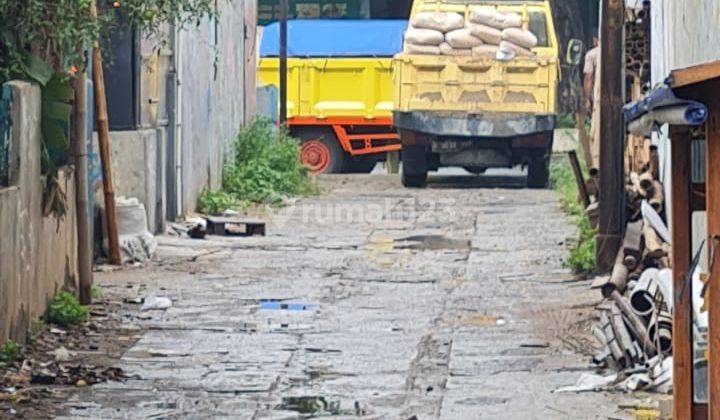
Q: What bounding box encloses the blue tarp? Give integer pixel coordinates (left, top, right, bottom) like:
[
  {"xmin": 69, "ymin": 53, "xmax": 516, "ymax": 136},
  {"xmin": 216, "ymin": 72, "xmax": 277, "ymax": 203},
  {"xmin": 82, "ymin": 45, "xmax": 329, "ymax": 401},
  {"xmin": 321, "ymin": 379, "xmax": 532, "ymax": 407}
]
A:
[
  {"xmin": 260, "ymin": 19, "xmax": 408, "ymax": 58},
  {"xmin": 623, "ymin": 84, "xmax": 708, "ymax": 126}
]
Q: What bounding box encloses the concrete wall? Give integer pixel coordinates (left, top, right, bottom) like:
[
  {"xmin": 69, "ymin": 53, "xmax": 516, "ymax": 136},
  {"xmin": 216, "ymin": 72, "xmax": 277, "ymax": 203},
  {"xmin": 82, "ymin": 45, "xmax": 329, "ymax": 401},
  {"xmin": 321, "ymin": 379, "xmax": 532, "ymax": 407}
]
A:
[
  {"xmin": 103, "ymin": 129, "xmax": 160, "ymax": 229},
  {"xmin": 179, "ymin": 0, "xmax": 246, "ymax": 214},
  {"xmin": 0, "ymin": 81, "xmax": 78, "ymax": 343},
  {"xmin": 106, "ymin": 1, "xmax": 249, "ymax": 228}
]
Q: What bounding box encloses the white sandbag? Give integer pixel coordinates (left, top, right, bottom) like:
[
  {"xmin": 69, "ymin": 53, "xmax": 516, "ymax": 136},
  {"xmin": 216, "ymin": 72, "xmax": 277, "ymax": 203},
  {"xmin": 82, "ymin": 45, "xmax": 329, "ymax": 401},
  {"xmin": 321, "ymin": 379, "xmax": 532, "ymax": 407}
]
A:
[
  {"xmin": 468, "ymin": 23, "xmax": 502, "ymax": 45},
  {"xmin": 439, "ymin": 42, "xmax": 472, "ymax": 56},
  {"xmin": 496, "ymin": 44, "xmax": 516, "ymax": 61},
  {"xmin": 405, "ymin": 42, "xmax": 441, "ymax": 55},
  {"xmin": 469, "ymin": 9, "xmax": 500, "ymax": 27},
  {"xmin": 470, "ymin": 9, "xmax": 522, "ymax": 29},
  {"xmin": 498, "ymin": 40, "xmax": 535, "ymax": 58},
  {"xmin": 102, "ymin": 197, "xmax": 157, "ymax": 263},
  {"xmin": 497, "ymin": 12, "xmax": 522, "ymax": 28},
  {"xmin": 405, "ymin": 27, "xmax": 444, "ymax": 45},
  {"xmin": 445, "ymin": 28, "xmax": 483, "ymax": 49},
  {"xmin": 472, "ymin": 45, "xmax": 499, "ymax": 58},
  {"xmin": 502, "ymin": 27, "xmax": 538, "ymax": 49},
  {"xmin": 411, "ymin": 12, "xmax": 465, "ymax": 33}
]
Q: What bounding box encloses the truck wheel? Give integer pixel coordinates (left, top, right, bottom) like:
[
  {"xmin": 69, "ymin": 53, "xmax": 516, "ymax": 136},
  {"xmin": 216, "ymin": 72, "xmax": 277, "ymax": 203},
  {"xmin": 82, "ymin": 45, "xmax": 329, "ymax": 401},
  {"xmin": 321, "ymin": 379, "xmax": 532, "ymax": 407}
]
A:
[
  {"xmin": 463, "ymin": 166, "xmax": 487, "ymax": 175},
  {"xmin": 297, "ymin": 128, "xmax": 347, "ymax": 174},
  {"xmin": 401, "ymin": 145, "xmax": 428, "ymax": 188},
  {"xmin": 527, "ymin": 151, "xmax": 551, "ymax": 189},
  {"xmin": 345, "ymin": 156, "xmax": 378, "ymax": 174}
]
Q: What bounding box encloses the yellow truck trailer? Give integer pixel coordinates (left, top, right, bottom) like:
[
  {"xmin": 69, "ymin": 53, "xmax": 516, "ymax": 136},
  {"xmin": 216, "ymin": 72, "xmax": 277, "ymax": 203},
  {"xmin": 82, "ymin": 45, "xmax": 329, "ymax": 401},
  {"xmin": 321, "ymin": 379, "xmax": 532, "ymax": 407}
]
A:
[
  {"xmin": 259, "ymin": 20, "xmax": 407, "ymax": 173},
  {"xmin": 394, "ymin": 0, "xmax": 560, "ymax": 187}
]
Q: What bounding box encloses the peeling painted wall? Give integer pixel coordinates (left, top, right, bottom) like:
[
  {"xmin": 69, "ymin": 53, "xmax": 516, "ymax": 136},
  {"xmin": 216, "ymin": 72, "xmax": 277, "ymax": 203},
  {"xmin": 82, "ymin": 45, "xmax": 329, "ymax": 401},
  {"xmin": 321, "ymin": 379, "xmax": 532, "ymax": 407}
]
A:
[
  {"xmin": 107, "ymin": 0, "xmax": 249, "ymax": 225},
  {"xmin": 0, "ymin": 82, "xmax": 78, "ymax": 343},
  {"xmin": 180, "ymin": 0, "xmax": 247, "ymax": 214}
]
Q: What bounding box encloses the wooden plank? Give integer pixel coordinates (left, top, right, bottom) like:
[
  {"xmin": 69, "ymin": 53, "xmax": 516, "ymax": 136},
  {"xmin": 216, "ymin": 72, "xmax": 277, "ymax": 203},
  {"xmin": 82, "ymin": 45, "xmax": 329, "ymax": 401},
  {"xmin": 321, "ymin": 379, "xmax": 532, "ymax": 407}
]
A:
[
  {"xmin": 706, "ymin": 95, "xmax": 720, "ymax": 420},
  {"xmin": 568, "ymin": 151, "xmax": 591, "ymax": 208},
  {"xmin": 670, "ymin": 60, "xmax": 720, "ymax": 89},
  {"xmin": 670, "ymin": 126, "xmax": 694, "ymax": 420}
]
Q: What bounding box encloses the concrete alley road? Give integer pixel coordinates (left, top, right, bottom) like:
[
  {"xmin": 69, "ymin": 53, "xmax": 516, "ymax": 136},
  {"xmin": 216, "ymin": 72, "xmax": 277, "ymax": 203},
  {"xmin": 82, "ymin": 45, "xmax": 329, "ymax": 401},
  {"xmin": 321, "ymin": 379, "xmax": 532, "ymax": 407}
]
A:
[{"xmin": 61, "ymin": 173, "xmax": 631, "ymax": 419}]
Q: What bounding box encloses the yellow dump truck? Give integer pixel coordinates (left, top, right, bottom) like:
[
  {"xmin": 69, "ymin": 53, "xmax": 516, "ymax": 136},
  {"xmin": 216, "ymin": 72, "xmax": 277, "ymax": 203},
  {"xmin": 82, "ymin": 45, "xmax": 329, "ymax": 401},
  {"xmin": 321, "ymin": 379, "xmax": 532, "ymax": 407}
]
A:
[
  {"xmin": 394, "ymin": 0, "xmax": 560, "ymax": 187},
  {"xmin": 259, "ymin": 20, "xmax": 407, "ymax": 173}
]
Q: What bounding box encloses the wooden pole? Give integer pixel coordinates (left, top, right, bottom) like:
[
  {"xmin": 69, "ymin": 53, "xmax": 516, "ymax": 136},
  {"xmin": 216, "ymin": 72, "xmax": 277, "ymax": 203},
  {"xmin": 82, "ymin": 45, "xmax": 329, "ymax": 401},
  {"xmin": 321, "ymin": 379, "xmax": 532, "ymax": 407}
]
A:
[
  {"xmin": 279, "ymin": 0, "xmax": 288, "ymax": 127},
  {"xmin": 596, "ymin": 0, "xmax": 625, "ymax": 272},
  {"xmin": 90, "ymin": 0, "xmax": 122, "ymax": 265},
  {"xmin": 669, "ymin": 126, "xmax": 694, "ymax": 420},
  {"xmin": 705, "ymin": 94, "xmax": 720, "ymax": 420},
  {"xmin": 72, "ymin": 75, "xmax": 94, "ymax": 304}
]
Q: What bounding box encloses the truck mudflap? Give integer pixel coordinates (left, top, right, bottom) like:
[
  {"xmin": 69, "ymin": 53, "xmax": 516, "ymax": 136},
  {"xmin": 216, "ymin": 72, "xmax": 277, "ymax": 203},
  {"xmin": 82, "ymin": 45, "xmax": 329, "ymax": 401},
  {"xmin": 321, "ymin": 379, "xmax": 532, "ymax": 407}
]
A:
[{"xmin": 393, "ymin": 111, "xmax": 555, "ymax": 138}]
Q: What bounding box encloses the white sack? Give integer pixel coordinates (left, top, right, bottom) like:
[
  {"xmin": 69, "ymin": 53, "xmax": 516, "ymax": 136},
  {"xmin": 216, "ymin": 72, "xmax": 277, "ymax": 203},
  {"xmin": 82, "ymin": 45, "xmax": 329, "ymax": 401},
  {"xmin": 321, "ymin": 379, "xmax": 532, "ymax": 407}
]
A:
[
  {"xmin": 472, "ymin": 45, "xmax": 499, "ymax": 58},
  {"xmin": 496, "ymin": 12, "xmax": 522, "ymax": 28},
  {"xmin": 445, "ymin": 28, "xmax": 483, "ymax": 49},
  {"xmin": 498, "ymin": 40, "xmax": 535, "ymax": 58},
  {"xmin": 103, "ymin": 197, "xmax": 157, "ymax": 263},
  {"xmin": 411, "ymin": 12, "xmax": 465, "ymax": 33},
  {"xmin": 405, "ymin": 27, "xmax": 444, "ymax": 45},
  {"xmin": 405, "ymin": 43, "xmax": 441, "ymax": 55},
  {"xmin": 502, "ymin": 27, "xmax": 538, "ymax": 49},
  {"xmin": 468, "ymin": 23, "xmax": 503, "ymax": 45},
  {"xmin": 470, "ymin": 9, "xmax": 522, "ymax": 29},
  {"xmin": 440, "ymin": 42, "xmax": 472, "ymax": 56}
]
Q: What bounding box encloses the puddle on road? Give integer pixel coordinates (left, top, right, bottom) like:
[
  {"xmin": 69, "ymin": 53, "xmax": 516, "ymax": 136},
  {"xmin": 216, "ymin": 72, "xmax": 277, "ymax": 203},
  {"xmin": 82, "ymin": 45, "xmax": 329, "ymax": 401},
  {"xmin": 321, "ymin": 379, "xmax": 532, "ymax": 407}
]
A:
[
  {"xmin": 395, "ymin": 235, "xmax": 471, "ymax": 251},
  {"xmin": 444, "ymin": 314, "xmax": 507, "ymax": 327},
  {"xmin": 260, "ymin": 301, "xmax": 316, "ymax": 311},
  {"xmin": 277, "ymin": 396, "xmax": 343, "ymax": 415}
]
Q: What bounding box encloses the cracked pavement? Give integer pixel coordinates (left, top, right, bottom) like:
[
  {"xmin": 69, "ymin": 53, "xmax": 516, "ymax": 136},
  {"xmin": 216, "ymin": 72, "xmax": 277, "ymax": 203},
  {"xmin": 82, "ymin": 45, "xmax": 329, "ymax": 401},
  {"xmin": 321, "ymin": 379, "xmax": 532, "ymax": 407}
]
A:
[{"xmin": 59, "ymin": 173, "xmax": 632, "ymax": 419}]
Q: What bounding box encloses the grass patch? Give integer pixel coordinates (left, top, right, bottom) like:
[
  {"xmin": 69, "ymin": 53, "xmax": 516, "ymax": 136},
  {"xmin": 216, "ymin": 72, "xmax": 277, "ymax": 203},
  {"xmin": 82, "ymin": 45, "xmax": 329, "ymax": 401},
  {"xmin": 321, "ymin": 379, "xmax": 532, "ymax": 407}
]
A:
[
  {"xmin": 46, "ymin": 291, "xmax": 89, "ymax": 327},
  {"xmin": 0, "ymin": 340, "xmax": 21, "ymax": 366},
  {"xmin": 198, "ymin": 118, "xmax": 319, "ymax": 214},
  {"xmin": 550, "ymin": 157, "xmax": 597, "ymax": 276}
]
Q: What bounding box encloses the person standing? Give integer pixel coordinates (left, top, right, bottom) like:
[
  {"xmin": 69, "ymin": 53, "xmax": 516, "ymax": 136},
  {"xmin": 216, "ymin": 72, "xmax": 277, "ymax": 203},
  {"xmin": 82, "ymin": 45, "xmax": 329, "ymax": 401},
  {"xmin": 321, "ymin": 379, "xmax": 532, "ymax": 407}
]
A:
[{"xmin": 584, "ymin": 33, "xmax": 601, "ymax": 169}]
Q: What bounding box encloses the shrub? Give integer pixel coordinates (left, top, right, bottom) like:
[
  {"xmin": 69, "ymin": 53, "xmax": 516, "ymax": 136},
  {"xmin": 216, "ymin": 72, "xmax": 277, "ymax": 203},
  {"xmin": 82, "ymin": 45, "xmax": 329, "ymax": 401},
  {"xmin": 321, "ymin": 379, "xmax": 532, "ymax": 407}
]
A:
[
  {"xmin": 47, "ymin": 291, "xmax": 89, "ymax": 327},
  {"xmin": 197, "ymin": 118, "xmax": 319, "ymax": 213},
  {"xmin": 550, "ymin": 157, "xmax": 597, "ymax": 276},
  {"xmin": 0, "ymin": 340, "xmax": 21, "ymax": 366}
]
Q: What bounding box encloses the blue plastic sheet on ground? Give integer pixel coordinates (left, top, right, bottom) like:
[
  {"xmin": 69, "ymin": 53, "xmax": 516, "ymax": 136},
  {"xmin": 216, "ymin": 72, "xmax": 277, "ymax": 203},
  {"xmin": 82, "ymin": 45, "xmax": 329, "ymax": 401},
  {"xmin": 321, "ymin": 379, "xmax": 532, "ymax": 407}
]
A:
[
  {"xmin": 260, "ymin": 19, "xmax": 408, "ymax": 58},
  {"xmin": 260, "ymin": 301, "xmax": 316, "ymax": 311}
]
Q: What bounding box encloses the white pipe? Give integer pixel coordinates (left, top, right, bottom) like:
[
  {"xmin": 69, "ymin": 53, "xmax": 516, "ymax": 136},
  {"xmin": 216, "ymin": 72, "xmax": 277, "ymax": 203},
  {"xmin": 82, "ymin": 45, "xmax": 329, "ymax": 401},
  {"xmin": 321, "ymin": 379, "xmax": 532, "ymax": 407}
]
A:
[{"xmin": 174, "ymin": 26, "xmax": 183, "ymax": 217}]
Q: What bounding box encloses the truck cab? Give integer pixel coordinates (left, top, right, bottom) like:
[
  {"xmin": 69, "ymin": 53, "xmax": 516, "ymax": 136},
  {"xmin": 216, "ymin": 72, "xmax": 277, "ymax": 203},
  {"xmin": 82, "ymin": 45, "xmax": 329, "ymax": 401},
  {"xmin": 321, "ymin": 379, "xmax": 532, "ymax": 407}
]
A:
[{"xmin": 393, "ymin": 0, "xmax": 560, "ymax": 187}]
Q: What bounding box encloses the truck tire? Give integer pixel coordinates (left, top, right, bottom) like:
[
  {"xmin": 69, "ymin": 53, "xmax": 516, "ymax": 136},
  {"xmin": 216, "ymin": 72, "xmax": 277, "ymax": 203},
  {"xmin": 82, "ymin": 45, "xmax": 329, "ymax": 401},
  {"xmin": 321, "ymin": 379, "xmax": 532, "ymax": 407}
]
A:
[
  {"xmin": 401, "ymin": 145, "xmax": 428, "ymax": 188},
  {"xmin": 527, "ymin": 151, "xmax": 551, "ymax": 189},
  {"xmin": 296, "ymin": 128, "xmax": 347, "ymax": 174},
  {"xmin": 464, "ymin": 166, "xmax": 487, "ymax": 175},
  {"xmin": 345, "ymin": 156, "xmax": 378, "ymax": 174}
]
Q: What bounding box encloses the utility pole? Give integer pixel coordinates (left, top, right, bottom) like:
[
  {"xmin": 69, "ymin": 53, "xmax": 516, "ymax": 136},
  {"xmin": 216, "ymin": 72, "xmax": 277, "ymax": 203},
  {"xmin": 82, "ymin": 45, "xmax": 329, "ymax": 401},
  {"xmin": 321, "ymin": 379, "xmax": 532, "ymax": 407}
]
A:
[
  {"xmin": 597, "ymin": 0, "xmax": 625, "ymax": 272},
  {"xmin": 279, "ymin": 0, "xmax": 288, "ymax": 127},
  {"xmin": 72, "ymin": 74, "xmax": 94, "ymax": 305}
]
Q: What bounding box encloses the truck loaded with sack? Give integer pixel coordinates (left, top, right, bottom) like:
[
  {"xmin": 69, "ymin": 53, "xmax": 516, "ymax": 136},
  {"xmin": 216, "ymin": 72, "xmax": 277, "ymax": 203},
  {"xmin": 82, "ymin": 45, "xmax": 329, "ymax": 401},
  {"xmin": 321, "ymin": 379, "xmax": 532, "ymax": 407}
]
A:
[{"xmin": 394, "ymin": 0, "xmax": 560, "ymax": 188}]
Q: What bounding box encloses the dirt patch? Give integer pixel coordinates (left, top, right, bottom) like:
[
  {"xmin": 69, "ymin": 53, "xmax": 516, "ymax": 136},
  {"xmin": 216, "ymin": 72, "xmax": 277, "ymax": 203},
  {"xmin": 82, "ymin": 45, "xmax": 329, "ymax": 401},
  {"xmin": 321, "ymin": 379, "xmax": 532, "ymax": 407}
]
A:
[{"xmin": 0, "ymin": 296, "xmax": 143, "ymax": 418}]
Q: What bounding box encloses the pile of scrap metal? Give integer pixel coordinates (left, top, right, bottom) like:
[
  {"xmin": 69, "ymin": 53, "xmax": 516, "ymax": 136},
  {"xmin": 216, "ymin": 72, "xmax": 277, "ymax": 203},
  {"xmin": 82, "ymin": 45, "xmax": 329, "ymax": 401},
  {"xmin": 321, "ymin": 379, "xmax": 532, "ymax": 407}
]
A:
[
  {"xmin": 577, "ymin": 83, "xmax": 710, "ymax": 394},
  {"xmin": 588, "ymin": 159, "xmax": 674, "ymax": 393}
]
